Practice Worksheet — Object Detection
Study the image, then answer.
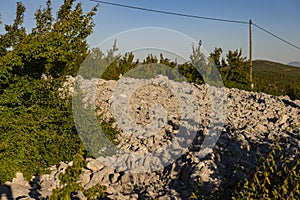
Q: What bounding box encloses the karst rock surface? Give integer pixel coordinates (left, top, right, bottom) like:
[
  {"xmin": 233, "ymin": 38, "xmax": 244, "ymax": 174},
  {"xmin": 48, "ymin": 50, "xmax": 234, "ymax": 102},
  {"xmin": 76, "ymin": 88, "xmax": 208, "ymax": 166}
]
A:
[{"xmin": 1, "ymin": 76, "xmax": 299, "ymax": 200}]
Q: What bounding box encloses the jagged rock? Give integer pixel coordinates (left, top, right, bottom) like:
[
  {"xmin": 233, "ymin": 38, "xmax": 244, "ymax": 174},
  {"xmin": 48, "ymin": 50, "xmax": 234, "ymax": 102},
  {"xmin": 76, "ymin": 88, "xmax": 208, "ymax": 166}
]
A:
[
  {"xmin": 57, "ymin": 162, "xmax": 68, "ymax": 173},
  {"xmin": 0, "ymin": 173, "xmax": 33, "ymax": 200},
  {"xmin": 120, "ymin": 173, "xmax": 133, "ymax": 186},
  {"xmin": 78, "ymin": 169, "xmax": 91, "ymax": 186},
  {"xmin": 86, "ymin": 159, "xmax": 105, "ymax": 172},
  {"xmin": 109, "ymin": 173, "xmax": 120, "ymax": 184},
  {"xmin": 12, "ymin": 172, "xmax": 29, "ymax": 187},
  {"xmin": 3, "ymin": 76, "xmax": 299, "ymax": 199},
  {"xmin": 76, "ymin": 191, "xmax": 87, "ymax": 200}
]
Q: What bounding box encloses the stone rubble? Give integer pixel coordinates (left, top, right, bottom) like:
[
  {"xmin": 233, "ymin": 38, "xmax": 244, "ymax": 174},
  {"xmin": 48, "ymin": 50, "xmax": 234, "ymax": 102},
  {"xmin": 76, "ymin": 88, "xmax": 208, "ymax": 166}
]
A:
[{"xmin": 1, "ymin": 76, "xmax": 299, "ymax": 200}]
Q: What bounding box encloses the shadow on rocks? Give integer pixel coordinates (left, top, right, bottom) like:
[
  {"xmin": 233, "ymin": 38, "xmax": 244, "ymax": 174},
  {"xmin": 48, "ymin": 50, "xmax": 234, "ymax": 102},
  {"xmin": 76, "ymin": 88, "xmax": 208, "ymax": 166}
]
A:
[
  {"xmin": 29, "ymin": 175, "xmax": 41, "ymax": 199},
  {"xmin": 0, "ymin": 185, "xmax": 13, "ymax": 200},
  {"xmin": 208, "ymin": 126, "xmax": 273, "ymax": 199},
  {"xmin": 281, "ymin": 99, "xmax": 300, "ymax": 109},
  {"xmin": 160, "ymin": 124, "xmax": 277, "ymax": 200}
]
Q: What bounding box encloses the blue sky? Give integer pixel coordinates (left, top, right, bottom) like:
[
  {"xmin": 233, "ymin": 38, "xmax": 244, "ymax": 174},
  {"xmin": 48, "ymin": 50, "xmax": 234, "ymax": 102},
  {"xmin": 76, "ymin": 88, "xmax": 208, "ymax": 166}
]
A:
[{"xmin": 1, "ymin": 0, "xmax": 300, "ymax": 64}]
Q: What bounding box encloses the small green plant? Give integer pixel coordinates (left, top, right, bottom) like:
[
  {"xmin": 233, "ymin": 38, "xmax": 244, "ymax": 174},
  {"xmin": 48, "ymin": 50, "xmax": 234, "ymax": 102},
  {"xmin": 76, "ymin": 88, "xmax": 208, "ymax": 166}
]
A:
[
  {"xmin": 233, "ymin": 141, "xmax": 299, "ymax": 200},
  {"xmin": 100, "ymin": 118, "xmax": 120, "ymax": 145},
  {"xmin": 190, "ymin": 181, "xmax": 205, "ymax": 199},
  {"xmin": 191, "ymin": 140, "xmax": 299, "ymax": 200},
  {"xmin": 50, "ymin": 146, "xmax": 106, "ymax": 200},
  {"xmin": 50, "ymin": 147, "xmax": 87, "ymax": 200},
  {"xmin": 83, "ymin": 183, "xmax": 106, "ymax": 200}
]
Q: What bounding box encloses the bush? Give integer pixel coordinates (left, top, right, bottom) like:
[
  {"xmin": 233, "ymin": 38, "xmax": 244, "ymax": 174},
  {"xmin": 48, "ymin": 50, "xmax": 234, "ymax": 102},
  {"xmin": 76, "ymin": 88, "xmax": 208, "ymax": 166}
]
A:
[
  {"xmin": 190, "ymin": 140, "xmax": 299, "ymax": 199},
  {"xmin": 50, "ymin": 147, "xmax": 106, "ymax": 200},
  {"xmin": 286, "ymin": 81, "xmax": 300, "ymax": 100},
  {"xmin": 0, "ymin": 77, "xmax": 81, "ymax": 182},
  {"xmin": 233, "ymin": 141, "xmax": 299, "ymax": 200}
]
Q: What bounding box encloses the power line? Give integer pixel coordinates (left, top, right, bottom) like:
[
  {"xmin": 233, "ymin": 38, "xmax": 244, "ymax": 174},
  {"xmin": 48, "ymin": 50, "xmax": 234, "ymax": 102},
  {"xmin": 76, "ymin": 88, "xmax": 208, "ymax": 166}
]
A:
[
  {"xmin": 89, "ymin": 0, "xmax": 300, "ymax": 51},
  {"xmin": 89, "ymin": 0, "xmax": 248, "ymax": 24},
  {"xmin": 253, "ymin": 23, "xmax": 300, "ymax": 51}
]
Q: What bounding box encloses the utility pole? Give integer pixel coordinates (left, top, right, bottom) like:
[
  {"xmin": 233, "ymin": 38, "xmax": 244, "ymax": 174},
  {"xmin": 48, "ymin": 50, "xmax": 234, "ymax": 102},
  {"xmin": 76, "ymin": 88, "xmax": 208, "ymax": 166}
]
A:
[{"xmin": 249, "ymin": 19, "xmax": 253, "ymax": 89}]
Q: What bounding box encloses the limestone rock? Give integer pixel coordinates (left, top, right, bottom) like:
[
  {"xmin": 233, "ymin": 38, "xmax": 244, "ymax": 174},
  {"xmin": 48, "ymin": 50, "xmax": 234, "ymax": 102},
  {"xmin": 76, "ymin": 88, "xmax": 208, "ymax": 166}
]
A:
[
  {"xmin": 86, "ymin": 159, "xmax": 105, "ymax": 172},
  {"xmin": 3, "ymin": 76, "xmax": 299, "ymax": 200}
]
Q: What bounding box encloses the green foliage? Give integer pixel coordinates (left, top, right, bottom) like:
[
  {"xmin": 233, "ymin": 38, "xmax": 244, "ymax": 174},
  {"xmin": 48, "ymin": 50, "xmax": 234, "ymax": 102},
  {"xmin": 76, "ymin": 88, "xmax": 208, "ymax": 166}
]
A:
[
  {"xmin": 0, "ymin": 0, "xmax": 97, "ymax": 88},
  {"xmin": 190, "ymin": 181, "xmax": 205, "ymax": 199},
  {"xmin": 72, "ymin": 82, "xmax": 120, "ymax": 158},
  {"xmin": 0, "ymin": 77, "xmax": 82, "ymax": 182},
  {"xmin": 189, "ymin": 40, "xmax": 210, "ymax": 84},
  {"xmin": 174, "ymin": 41, "xmax": 207, "ymax": 85},
  {"xmin": 178, "ymin": 62, "xmax": 204, "ymax": 84},
  {"xmin": 191, "ymin": 141, "xmax": 299, "ymax": 200},
  {"xmin": 91, "ymin": 41, "xmax": 251, "ymax": 91},
  {"xmin": 101, "ymin": 60, "xmax": 120, "ymax": 80},
  {"xmin": 100, "ymin": 41, "xmax": 121, "ymax": 80},
  {"xmin": 233, "ymin": 142, "xmax": 299, "ymax": 200},
  {"xmin": 100, "ymin": 119, "xmax": 120, "ymax": 145},
  {"xmin": 0, "ymin": 0, "xmax": 97, "ymax": 182},
  {"xmin": 50, "ymin": 148, "xmax": 86, "ymax": 200},
  {"xmin": 80, "ymin": 41, "xmax": 122, "ymax": 80},
  {"xmin": 50, "ymin": 147, "xmax": 106, "ymax": 200},
  {"xmin": 220, "ymin": 49, "xmax": 251, "ymax": 89},
  {"xmin": 95, "ymin": 46, "xmax": 180, "ymax": 81},
  {"xmin": 252, "ymin": 60, "xmax": 300, "ymax": 100},
  {"xmin": 119, "ymin": 52, "xmax": 139, "ymax": 74},
  {"xmin": 209, "ymin": 47, "xmax": 223, "ymax": 67},
  {"xmin": 286, "ymin": 81, "xmax": 300, "ymax": 100},
  {"xmin": 143, "ymin": 54, "xmax": 159, "ymax": 64},
  {"xmin": 185, "ymin": 41, "xmax": 224, "ymax": 87},
  {"xmin": 0, "ymin": 2, "xmax": 26, "ymax": 56},
  {"xmin": 83, "ymin": 183, "xmax": 106, "ymax": 200}
]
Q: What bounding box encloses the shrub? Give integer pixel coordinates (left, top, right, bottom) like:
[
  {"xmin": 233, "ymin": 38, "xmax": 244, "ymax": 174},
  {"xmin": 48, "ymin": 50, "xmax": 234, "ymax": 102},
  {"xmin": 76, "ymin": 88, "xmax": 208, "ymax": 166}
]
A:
[
  {"xmin": 190, "ymin": 140, "xmax": 299, "ymax": 199},
  {"xmin": 233, "ymin": 141, "xmax": 299, "ymax": 200},
  {"xmin": 0, "ymin": 77, "xmax": 82, "ymax": 182},
  {"xmin": 50, "ymin": 146, "xmax": 106, "ymax": 200}
]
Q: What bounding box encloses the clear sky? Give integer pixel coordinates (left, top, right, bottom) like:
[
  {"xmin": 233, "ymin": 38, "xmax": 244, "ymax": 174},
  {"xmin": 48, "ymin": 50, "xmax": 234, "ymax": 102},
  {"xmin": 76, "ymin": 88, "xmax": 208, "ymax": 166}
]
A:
[{"xmin": 0, "ymin": 0, "xmax": 300, "ymax": 64}]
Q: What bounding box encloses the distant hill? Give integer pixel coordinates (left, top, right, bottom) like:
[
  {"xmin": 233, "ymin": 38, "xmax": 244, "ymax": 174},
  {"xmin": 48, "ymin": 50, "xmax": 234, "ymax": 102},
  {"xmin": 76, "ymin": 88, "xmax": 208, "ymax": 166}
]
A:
[
  {"xmin": 287, "ymin": 61, "xmax": 300, "ymax": 67},
  {"xmin": 253, "ymin": 60, "xmax": 300, "ymax": 79},
  {"xmin": 252, "ymin": 59, "xmax": 300, "ymax": 97}
]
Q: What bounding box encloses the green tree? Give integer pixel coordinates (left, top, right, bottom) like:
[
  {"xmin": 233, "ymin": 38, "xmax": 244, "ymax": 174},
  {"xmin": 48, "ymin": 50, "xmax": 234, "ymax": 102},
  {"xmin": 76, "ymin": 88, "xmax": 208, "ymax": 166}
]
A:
[
  {"xmin": 209, "ymin": 47, "xmax": 223, "ymax": 67},
  {"xmin": 0, "ymin": 0, "xmax": 97, "ymax": 88},
  {"xmin": 0, "ymin": 2, "xmax": 26, "ymax": 91},
  {"xmin": 143, "ymin": 54, "xmax": 159, "ymax": 64},
  {"xmin": 101, "ymin": 40, "xmax": 121, "ymax": 80},
  {"xmin": 226, "ymin": 49, "xmax": 247, "ymax": 81},
  {"xmin": 220, "ymin": 49, "xmax": 250, "ymax": 89},
  {"xmin": 188, "ymin": 40, "xmax": 223, "ymax": 86},
  {"xmin": 0, "ymin": 2, "xmax": 26, "ymax": 56},
  {"xmin": 0, "ymin": 0, "xmax": 98, "ymax": 182},
  {"xmin": 0, "ymin": 77, "xmax": 82, "ymax": 182},
  {"xmin": 119, "ymin": 52, "xmax": 139, "ymax": 75},
  {"xmin": 33, "ymin": 0, "xmax": 53, "ymax": 35}
]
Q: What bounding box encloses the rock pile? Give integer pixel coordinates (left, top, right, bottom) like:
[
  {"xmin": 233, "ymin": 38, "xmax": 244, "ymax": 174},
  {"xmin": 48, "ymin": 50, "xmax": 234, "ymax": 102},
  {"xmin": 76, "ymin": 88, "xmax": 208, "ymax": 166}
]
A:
[{"xmin": 1, "ymin": 76, "xmax": 299, "ymax": 200}]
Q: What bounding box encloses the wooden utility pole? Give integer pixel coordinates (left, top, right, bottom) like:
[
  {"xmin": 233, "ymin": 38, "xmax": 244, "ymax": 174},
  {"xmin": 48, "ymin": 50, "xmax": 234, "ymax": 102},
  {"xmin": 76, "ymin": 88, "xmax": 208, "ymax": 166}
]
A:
[{"xmin": 249, "ymin": 19, "xmax": 253, "ymax": 88}]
